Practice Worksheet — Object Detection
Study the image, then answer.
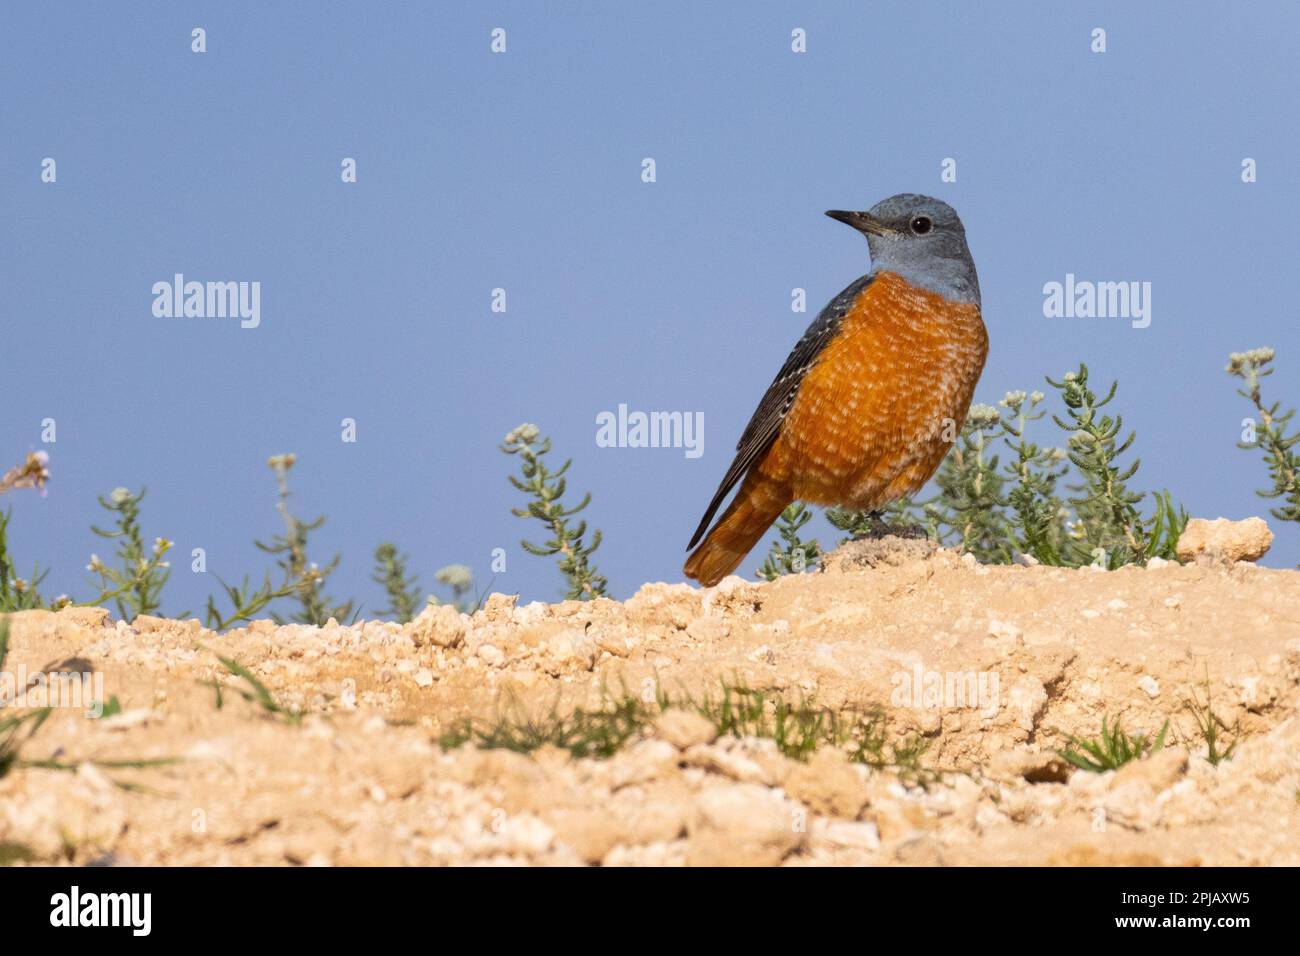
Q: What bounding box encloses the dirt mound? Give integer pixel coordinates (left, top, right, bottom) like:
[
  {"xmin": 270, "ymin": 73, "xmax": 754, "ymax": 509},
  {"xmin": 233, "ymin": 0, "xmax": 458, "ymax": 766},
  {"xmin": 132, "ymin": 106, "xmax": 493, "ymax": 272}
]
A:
[{"xmin": 3, "ymin": 539, "xmax": 1299, "ymax": 866}]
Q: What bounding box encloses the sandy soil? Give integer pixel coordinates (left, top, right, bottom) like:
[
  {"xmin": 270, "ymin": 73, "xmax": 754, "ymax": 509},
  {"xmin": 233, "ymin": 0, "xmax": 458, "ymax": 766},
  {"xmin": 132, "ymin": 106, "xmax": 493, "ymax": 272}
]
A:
[{"xmin": 2, "ymin": 537, "xmax": 1299, "ymax": 866}]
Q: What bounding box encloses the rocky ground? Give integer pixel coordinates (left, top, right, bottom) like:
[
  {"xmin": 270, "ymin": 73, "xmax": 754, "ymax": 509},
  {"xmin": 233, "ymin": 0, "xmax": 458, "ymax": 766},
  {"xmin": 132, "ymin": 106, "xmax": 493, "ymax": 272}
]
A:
[{"xmin": 2, "ymin": 526, "xmax": 1299, "ymax": 866}]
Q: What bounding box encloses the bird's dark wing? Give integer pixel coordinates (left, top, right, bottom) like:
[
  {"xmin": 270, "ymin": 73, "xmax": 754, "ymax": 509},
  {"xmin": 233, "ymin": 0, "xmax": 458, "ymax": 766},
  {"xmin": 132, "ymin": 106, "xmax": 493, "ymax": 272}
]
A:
[{"xmin": 686, "ymin": 273, "xmax": 876, "ymax": 550}]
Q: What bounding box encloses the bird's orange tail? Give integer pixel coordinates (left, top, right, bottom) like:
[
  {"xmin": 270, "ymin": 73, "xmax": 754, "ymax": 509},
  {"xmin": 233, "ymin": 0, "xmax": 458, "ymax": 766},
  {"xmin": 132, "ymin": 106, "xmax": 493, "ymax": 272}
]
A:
[{"xmin": 684, "ymin": 471, "xmax": 790, "ymax": 587}]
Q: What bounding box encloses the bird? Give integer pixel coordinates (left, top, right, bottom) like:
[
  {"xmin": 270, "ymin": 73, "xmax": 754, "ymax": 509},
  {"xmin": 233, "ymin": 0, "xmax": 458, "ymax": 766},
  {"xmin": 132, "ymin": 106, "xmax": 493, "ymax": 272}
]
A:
[{"xmin": 684, "ymin": 193, "xmax": 987, "ymax": 587}]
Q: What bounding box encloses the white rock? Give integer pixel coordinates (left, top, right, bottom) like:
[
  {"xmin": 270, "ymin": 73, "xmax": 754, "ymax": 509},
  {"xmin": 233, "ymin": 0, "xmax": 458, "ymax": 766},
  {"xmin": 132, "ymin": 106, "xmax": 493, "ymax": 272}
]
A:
[
  {"xmin": 547, "ymin": 629, "xmax": 597, "ymax": 668},
  {"xmin": 1176, "ymin": 517, "xmax": 1273, "ymax": 563},
  {"xmin": 817, "ymin": 820, "xmax": 881, "ymax": 851},
  {"xmin": 409, "ymin": 604, "xmax": 466, "ymax": 649}
]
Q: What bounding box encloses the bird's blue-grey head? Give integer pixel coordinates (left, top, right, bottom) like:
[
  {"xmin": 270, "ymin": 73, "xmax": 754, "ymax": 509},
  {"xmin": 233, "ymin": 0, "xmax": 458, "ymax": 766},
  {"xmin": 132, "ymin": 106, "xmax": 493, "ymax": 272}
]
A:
[{"xmin": 825, "ymin": 194, "xmax": 980, "ymax": 307}]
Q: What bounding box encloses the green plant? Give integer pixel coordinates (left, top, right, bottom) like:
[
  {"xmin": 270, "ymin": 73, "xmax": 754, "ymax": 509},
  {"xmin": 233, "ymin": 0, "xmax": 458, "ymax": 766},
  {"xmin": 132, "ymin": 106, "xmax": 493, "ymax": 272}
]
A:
[
  {"xmin": 693, "ymin": 684, "xmax": 937, "ymax": 783},
  {"xmin": 998, "ymin": 390, "xmax": 1070, "ymax": 564},
  {"xmin": 441, "ymin": 679, "xmax": 940, "ymax": 784},
  {"xmin": 4, "ymin": 451, "xmax": 444, "ymax": 629},
  {"xmin": 825, "ymin": 507, "xmax": 877, "ymax": 540},
  {"xmin": 203, "ymin": 571, "xmax": 299, "ymax": 631},
  {"xmin": 927, "ymin": 404, "xmax": 1013, "ymax": 562},
  {"xmin": 372, "ymin": 543, "xmax": 421, "ymax": 623},
  {"xmin": 215, "ymin": 654, "xmax": 301, "ymax": 724},
  {"xmin": 1228, "ymin": 348, "xmax": 1300, "ymax": 526},
  {"xmin": 0, "ymin": 509, "xmax": 52, "ymax": 612},
  {"xmin": 1046, "ymin": 365, "xmax": 1186, "ymax": 567},
  {"xmin": 1144, "ymin": 490, "xmax": 1189, "ymax": 563},
  {"xmin": 1056, "ymin": 715, "xmax": 1169, "ymax": 773},
  {"xmin": 698, "ymin": 683, "xmax": 838, "ymax": 762},
  {"xmin": 87, "ymin": 488, "xmax": 172, "ymax": 621},
  {"xmin": 1182, "ymin": 677, "xmax": 1240, "ymax": 766},
  {"xmin": 256, "ymin": 455, "xmax": 354, "ymax": 626},
  {"xmin": 0, "ymin": 706, "xmax": 51, "ymax": 780},
  {"xmin": 757, "ymin": 503, "xmax": 820, "ymax": 580},
  {"xmin": 502, "ymin": 424, "xmax": 607, "ymax": 600},
  {"xmin": 440, "ymin": 692, "xmax": 647, "ymax": 760},
  {"xmin": 0, "ymin": 617, "xmax": 53, "ymax": 779}
]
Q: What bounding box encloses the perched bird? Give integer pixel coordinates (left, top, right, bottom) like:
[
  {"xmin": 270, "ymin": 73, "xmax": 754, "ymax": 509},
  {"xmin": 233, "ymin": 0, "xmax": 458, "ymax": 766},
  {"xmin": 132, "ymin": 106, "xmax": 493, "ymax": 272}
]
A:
[{"xmin": 684, "ymin": 194, "xmax": 987, "ymax": 586}]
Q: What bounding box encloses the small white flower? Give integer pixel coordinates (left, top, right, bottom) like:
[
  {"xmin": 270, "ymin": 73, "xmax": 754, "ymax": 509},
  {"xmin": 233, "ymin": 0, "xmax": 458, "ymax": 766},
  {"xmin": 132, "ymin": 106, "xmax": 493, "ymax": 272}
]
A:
[
  {"xmin": 504, "ymin": 423, "xmax": 540, "ymax": 446},
  {"xmin": 436, "ymin": 564, "xmax": 473, "ymax": 590}
]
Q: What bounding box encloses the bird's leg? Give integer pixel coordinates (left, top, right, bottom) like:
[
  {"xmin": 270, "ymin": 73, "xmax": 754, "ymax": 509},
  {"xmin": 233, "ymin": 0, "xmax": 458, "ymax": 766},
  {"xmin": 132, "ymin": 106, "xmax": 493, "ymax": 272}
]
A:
[{"xmin": 860, "ymin": 510, "xmax": 893, "ymax": 538}]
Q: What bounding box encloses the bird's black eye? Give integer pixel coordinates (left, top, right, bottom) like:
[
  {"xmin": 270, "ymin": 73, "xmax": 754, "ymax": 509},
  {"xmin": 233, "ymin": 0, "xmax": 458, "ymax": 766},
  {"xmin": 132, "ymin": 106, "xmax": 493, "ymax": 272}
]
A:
[{"xmin": 910, "ymin": 216, "xmax": 932, "ymax": 235}]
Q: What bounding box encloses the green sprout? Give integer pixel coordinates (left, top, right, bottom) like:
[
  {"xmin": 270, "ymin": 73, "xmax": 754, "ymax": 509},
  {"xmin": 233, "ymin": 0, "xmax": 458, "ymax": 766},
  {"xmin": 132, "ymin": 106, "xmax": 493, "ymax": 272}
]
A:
[
  {"xmin": 1182, "ymin": 676, "xmax": 1241, "ymax": 766},
  {"xmin": 998, "ymin": 390, "xmax": 1070, "ymax": 565},
  {"xmin": 1056, "ymin": 715, "xmax": 1169, "ymax": 773},
  {"xmin": 1045, "ymin": 365, "xmax": 1187, "ymax": 567},
  {"xmin": 928, "ymin": 404, "xmax": 1012, "ymax": 563},
  {"xmin": 757, "ymin": 503, "xmax": 820, "ymax": 580},
  {"xmin": 372, "ymin": 543, "xmax": 422, "ymax": 624},
  {"xmin": 0, "ymin": 509, "xmax": 53, "ymax": 612},
  {"xmin": 202, "ymin": 571, "xmax": 299, "ymax": 632},
  {"xmin": 1228, "ymin": 347, "xmax": 1300, "ymax": 526},
  {"xmin": 215, "ymin": 654, "xmax": 301, "ymax": 724},
  {"xmin": 441, "ymin": 679, "xmax": 939, "ymax": 784},
  {"xmin": 256, "ymin": 455, "xmax": 354, "ymax": 626},
  {"xmin": 87, "ymin": 488, "xmax": 172, "ymax": 621},
  {"xmin": 502, "ymin": 424, "xmax": 607, "ymax": 601}
]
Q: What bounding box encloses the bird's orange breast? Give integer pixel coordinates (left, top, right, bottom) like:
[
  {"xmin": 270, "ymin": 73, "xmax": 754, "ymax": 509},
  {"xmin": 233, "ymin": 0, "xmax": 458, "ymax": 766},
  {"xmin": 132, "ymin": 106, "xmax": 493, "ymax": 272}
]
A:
[{"xmin": 759, "ymin": 270, "xmax": 988, "ymax": 510}]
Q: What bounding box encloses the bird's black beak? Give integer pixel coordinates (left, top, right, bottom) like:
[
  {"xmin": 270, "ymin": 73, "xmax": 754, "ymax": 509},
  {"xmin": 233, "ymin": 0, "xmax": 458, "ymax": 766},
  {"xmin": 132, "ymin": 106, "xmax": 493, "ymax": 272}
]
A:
[{"xmin": 825, "ymin": 209, "xmax": 888, "ymax": 236}]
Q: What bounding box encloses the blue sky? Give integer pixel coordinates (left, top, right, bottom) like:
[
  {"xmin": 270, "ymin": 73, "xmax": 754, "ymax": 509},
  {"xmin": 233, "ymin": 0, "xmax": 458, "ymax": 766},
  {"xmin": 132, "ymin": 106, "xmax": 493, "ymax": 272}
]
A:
[{"xmin": 3, "ymin": 1, "xmax": 1298, "ymax": 615}]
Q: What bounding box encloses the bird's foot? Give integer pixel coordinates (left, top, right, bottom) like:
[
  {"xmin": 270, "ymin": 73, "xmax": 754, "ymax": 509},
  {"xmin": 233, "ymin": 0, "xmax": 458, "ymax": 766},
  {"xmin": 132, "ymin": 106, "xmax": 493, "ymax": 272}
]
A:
[
  {"xmin": 887, "ymin": 522, "xmax": 930, "ymax": 541},
  {"xmin": 854, "ymin": 511, "xmax": 929, "ymax": 541}
]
